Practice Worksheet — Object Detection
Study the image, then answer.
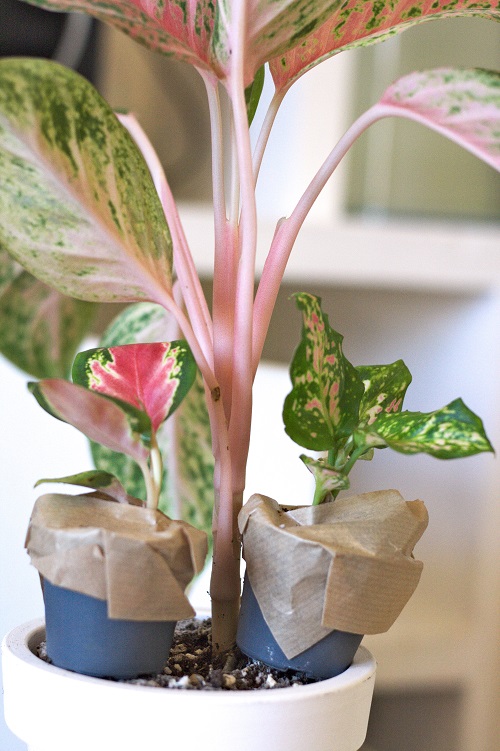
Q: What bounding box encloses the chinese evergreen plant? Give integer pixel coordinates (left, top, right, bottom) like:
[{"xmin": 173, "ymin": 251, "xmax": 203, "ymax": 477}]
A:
[
  {"xmin": 0, "ymin": 1, "xmax": 499, "ymax": 652},
  {"xmin": 283, "ymin": 293, "xmax": 493, "ymax": 505}
]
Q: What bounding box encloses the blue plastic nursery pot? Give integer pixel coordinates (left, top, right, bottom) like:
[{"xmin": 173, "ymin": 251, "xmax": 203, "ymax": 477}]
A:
[
  {"xmin": 43, "ymin": 579, "xmax": 176, "ymax": 679},
  {"xmin": 236, "ymin": 576, "xmax": 363, "ymax": 680}
]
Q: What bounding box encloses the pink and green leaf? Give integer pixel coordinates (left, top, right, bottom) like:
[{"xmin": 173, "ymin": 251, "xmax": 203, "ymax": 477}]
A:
[
  {"xmin": 0, "ymin": 267, "xmax": 96, "ymax": 378},
  {"xmin": 34, "ymin": 469, "xmax": 143, "ymax": 505},
  {"xmin": 91, "ymin": 303, "xmax": 214, "ymax": 537},
  {"xmin": 283, "ymin": 292, "xmax": 364, "ymax": 451},
  {"xmin": 270, "ymin": 1, "xmax": 500, "ymax": 94},
  {"xmin": 365, "ymin": 398, "xmax": 494, "ymax": 458},
  {"xmin": 72, "ymin": 341, "xmax": 197, "ymax": 433},
  {"xmin": 28, "ymin": 379, "xmax": 152, "ymax": 462},
  {"xmin": 376, "ymin": 68, "xmax": 500, "ymax": 172},
  {"xmin": 21, "ymin": 0, "xmax": 220, "ymax": 74},
  {"xmin": 21, "ymin": 1, "xmax": 355, "ymax": 85},
  {"xmin": 357, "ymin": 360, "xmax": 412, "ymax": 427},
  {"xmin": 0, "ymin": 58, "xmax": 172, "ymax": 305}
]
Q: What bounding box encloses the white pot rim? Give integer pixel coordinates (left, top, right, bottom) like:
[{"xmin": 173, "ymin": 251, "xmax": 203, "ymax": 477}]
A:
[
  {"xmin": 3, "ymin": 619, "xmax": 377, "ymax": 751},
  {"xmin": 4, "ymin": 618, "xmax": 376, "ymax": 702}
]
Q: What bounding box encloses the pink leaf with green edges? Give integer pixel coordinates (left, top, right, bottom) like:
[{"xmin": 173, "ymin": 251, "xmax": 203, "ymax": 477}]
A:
[
  {"xmin": 270, "ymin": 0, "xmax": 500, "ymax": 94},
  {"xmin": 73, "ymin": 342, "xmax": 197, "ymax": 433},
  {"xmin": 28, "ymin": 379, "xmax": 151, "ymax": 462},
  {"xmin": 376, "ymin": 68, "xmax": 500, "ymax": 172}
]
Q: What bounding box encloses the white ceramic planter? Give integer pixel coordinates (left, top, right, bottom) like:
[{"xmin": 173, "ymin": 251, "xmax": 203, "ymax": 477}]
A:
[{"xmin": 3, "ymin": 620, "xmax": 376, "ymax": 751}]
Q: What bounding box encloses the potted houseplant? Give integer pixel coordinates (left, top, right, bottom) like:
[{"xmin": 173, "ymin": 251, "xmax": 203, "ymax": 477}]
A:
[
  {"xmin": 236, "ymin": 292, "xmax": 491, "ymax": 677},
  {"xmin": 1, "ymin": 1, "xmax": 499, "ymax": 750}
]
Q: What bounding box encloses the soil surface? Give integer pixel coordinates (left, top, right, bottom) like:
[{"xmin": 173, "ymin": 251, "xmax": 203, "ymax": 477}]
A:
[{"xmin": 39, "ymin": 618, "xmax": 318, "ymax": 691}]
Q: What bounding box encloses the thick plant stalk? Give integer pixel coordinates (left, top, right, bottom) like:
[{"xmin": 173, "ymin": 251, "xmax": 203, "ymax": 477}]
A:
[
  {"xmin": 209, "ymin": 0, "xmax": 258, "ymax": 650},
  {"xmin": 227, "ymin": 0, "xmax": 258, "ymax": 491}
]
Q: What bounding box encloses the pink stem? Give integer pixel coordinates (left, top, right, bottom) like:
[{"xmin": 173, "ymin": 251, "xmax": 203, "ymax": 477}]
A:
[
  {"xmin": 252, "ymin": 105, "xmax": 385, "ymax": 372},
  {"xmin": 199, "ymin": 70, "xmax": 238, "ymax": 422},
  {"xmin": 252, "ymin": 88, "xmax": 285, "ymax": 184},
  {"xmin": 117, "ymin": 112, "xmax": 214, "ymax": 370},
  {"xmin": 227, "ymin": 1, "xmax": 258, "ymax": 490}
]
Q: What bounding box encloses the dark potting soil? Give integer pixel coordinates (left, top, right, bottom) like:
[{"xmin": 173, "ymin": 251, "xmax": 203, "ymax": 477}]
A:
[{"xmin": 38, "ymin": 618, "xmax": 318, "ymax": 691}]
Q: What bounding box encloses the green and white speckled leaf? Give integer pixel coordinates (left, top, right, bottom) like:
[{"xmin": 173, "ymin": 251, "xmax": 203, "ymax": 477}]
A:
[
  {"xmin": 0, "ymin": 245, "xmax": 22, "ymax": 299},
  {"xmin": 34, "ymin": 469, "xmax": 143, "ymax": 505},
  {"xmin": 379, "ymin": 68, "xmax": 500, "ymax": 172},
  {"xmin": 366, "ymin": 397, "xmax": 494, "ymax": 458},
  {"xmin": 283, "ymin": 292, "xmax": 364, "ymax": 451},
  {"xmin": 270, "ymin": 0, "xmax": 500, "ymax": 93},
  {"xmin": 91, "ymin": 303, "xmax": 214, "ymax": 534},
  {"xmin": 357, "ymin": 360, "xmax": 412, "ymax": 427},
  {"xmin": 0, "ymin": 58, "xmax": 172, "ymax": 305},
  {"xmin": 0, "ymin": 266, "xmax": 95, "ymax": 378}
]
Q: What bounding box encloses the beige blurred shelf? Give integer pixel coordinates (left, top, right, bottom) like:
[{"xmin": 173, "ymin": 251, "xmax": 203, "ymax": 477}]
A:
[{"xmin": 180, "ymin": 204, "xmax": 500, "ymax": 292}]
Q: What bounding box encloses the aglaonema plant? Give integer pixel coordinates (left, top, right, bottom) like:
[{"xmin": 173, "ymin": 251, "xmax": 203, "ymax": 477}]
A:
[
  {"xmin": 0, "ymin": 0, "xmax": 499, "ymax": 652},
  {"xmin": 283, "ymin": 293, "xmax": 493, "ymax": 505}
]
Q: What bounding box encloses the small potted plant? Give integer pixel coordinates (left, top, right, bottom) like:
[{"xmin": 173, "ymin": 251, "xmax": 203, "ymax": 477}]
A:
[
  {"xmin": 236, "ymin": 292, "xmax": 492, "ymax": 677},
  {"xmin": 1, "ymin": 1, "xmax": 499, "ymax": 750},
  {"xmin": 25, "ymin": 340, "xmax": 208, "ymax": 678}
]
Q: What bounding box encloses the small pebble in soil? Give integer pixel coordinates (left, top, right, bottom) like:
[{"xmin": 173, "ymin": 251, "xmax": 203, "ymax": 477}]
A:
[{"xmin": 38, "ymin": 618, "xmax": 318, "ymax": 691}]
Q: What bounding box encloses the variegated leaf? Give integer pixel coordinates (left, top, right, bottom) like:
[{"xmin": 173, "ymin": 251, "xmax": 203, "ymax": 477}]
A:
[
  {"xmin": 357, "ymin": 360, "xmax": 412, "ymax": 427},
  {"xmin": 92, "ymin": 303, "xmax": 214, "ymax": 534},
  {"xmin": 21, "ymin": 0, "xmax": 219, "ymax": 73},
  {"xmin": 72, "ymin": 341, "xmax": 197, "ymax": 432},
  {"xmin": 100, "ymin": 301, "xmax": 173, "ymax": 346},
  {"xmin": 270, "ymin": 1, "xmax": 500, "ymax": 94},
  {"xmin": 283, "ymin": 292, "xmax": 364, "ymax": 451},
  {"xmin": 367, "ymin": 397, "xmax": 494, "ymax": 458},
  {"xmin": 28, "ymin": 379, "xmax": 152, "ymax": 462},
  {"xmin": 0, "ymin": 58, "xmax": 172, "ymax": 305},
  {"xmin": 34, "ymin": 469, "xmax": 143, "ymax": 505},
  {"xmin": 0, "ymin": 268, "xmax": 95, "ymax": 378},
  {"xmin": 0, "ymin": 245, "xmax": 21, "ymax": 299},
  {"xmin": 378, "ymin": 68, "xmax": 500, "ymax": 172},
  {"xmin": 21, "ymin": 1, "xmax": 348, "ymax": 86},
  {"xmin": 300, "ymin": 454, "xmax": 350, "ymax": 504}
]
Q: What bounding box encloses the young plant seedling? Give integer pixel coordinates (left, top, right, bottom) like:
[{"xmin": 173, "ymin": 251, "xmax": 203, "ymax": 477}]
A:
[{"xmin": 284, "ymin": 293, "xmax": 494, "ymax": 505}]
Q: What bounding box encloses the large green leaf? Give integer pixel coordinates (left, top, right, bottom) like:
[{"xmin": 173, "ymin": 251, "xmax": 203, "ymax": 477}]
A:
[
  {"xmin": 283, "ymin": 292, "xmax": 364, "ymax": 451},
  {"xmin": 0, "ymin": 264, "xmax": 95, "ymax": 378},
  {"xmin": 270, "ymin": 0, "xmax": 500, "ymax": 94},
  {"xmin": 0, "ymin": 58, "xmax": 172, "ymax": 305},
  {"xmin": 92, "ymin": 303, "xmax": 214, "ymax": 534},
  {"xmin": 366, "ymin": 398, "xmax": 494, "ymax": 458}
]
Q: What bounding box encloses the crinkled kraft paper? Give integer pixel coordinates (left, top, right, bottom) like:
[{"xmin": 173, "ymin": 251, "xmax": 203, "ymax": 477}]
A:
[
  {"xmin": 26, "ymin": 493, "xmax": 208, "ymax": 621},
  {"xmin": 239, "ymin": 490, "xmax": 428, "ymax": 659}
]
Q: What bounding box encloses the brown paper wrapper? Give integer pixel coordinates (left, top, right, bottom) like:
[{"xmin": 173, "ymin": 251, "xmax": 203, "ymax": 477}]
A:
[
  {"xmin": 26, "ymin": 493, "xmax": 208, "ymax": 621},
  {"xmin": 239, "ymin": 490, "xmax": 428, "ymax": 659}
]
